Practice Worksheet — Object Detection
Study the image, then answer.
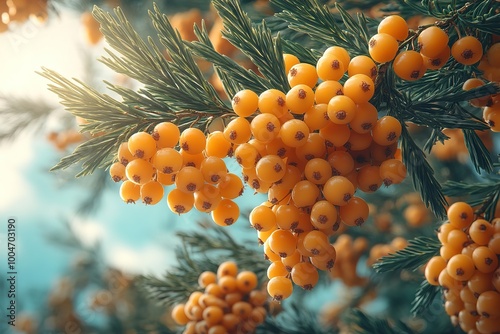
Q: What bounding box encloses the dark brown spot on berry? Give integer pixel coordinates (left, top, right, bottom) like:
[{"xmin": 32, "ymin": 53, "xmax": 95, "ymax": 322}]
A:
[
  {"xmin": 273, "ymin": 295, "xmax": 283, "ymax": 302},
  {"xmin": 344, "ymin": 142, "xmax": 352, "ymax": 150},
  {"xmin": 290, "ymin": 221, "xmax": 299, "ymax": 231},
  {"xmin": 481, "ymin": 311, "xmax": 490, "ymax": 318},
  {"xmin": 211, "ymin": 175, "xmax": 220, "ymax": 183},
  {"xmin": 186, "ymin": 162, "xmax": 195, "ymax": 167},
  {"xmin": 369, "ymin": 184, "xmax": 379, "ymax": 192},
  {"xmin": 331, "ymin": 60, "xmax": 340, "ymax": 69},
  {"xmin": 277, "ymin": 97, "xmax": 285, "ymax": 107},
  {"xmin": 266, "ymin": 122, "xmax": 276, "ymax": 132},
  {"xmin": 229, "ymin": 130, "xmax": 237, "ymax": 140},
  {"xmin": 336, "ymin": 89, "xmax": 344, "ymax": 96},
  {"xmin": 224, "ymin": 218, "xmax": 235, "ymax": 225},
  {"xmin": 318, "ymin": 215, "xmax": 328, "ymax": 224},
  {"xmin": 289, "ymin": 68, "xmax": 297, "ymax": 77},
  {"xmin": 174, "ymin": 205, "xmax": 185, "ymax": 214},
  {"xmin": 236, "ymin": 156, "xmax": 243, "ymax": 164},
  {"xmin": 120, "ymin": 158, "xmax": 129, "ymax": 166},
  {"xmin": 431, "ymin": 58, "xmax": 442, "ymax": 66},
  {"xmin": 134, "ymin": 149, "xmax": 144, "ymax": 159},
  {"xmin": 479, "ymin": 223, "xmax": 487, "ymax": 231},
  {"xmin": 163, "ymin": 166, "xmax": 173, "ymax": 174},
  {"xmin": 456, "ymin": 268, "xmax": 464, "ymax": 276},
  {"xmin": 274, "ymin": 163, "xmax": 283, "ymax": 173},
  {"xmin": 488, "ymin": 119, "xmax": 496, "ymax": 127},
  {"xmin": 383, "ymin": 178, "xmax": 393, "ymax": 187},
  {"xmin": 112, "ymin": 175, "xmax": 122, "ymax": 182},
  {"xmin": 269, "ymin": 197, "xmax": 278, "ymax": 204},
  {"xmin": 332, "ymin": 168, "xmax": 340, "ymax": 176},
  {"xmin": 277, "ymin": 148, "xmax": 286, "ymax": 157},
  {"xmin": 143, "ymin": 197, "xmax": 152, "ymax": 205},
  {"xmin": 462, "ymin": 49, "xmax": 474, "ymax": 60},
  {"xmin": 279, "ymin": 252, "xmax": 288, "ymax": 258},
  {"xmin": 326, "ymin": 259, "xmax": 335, "ymax": 270},
  {"xmin": 152, "ymin": 131, "xmax": 160, "ymax": 141},
  {"xmin": 238, "ymin": 187, "xmax": 244, "ymax": 196},
  {"xmin": 126, "ymin": 199, "xmax": 135, "ymax": 204},
  {"xmin": 470, "ymin": 310, "xmax": 479, "ymax": 316},
  {"xmin": 361, "ymin": 122, "xmax": 372, "ymax": 130},
  {"xmin": 343, "ymin": 193, "xmax": 351, "ymax": 202},
  {"xmin": 336, "ymin": 110, "xmax": 346, "ymax": 120},
  {"xmin": 186, "ymin": 183, "xmax": 196, "ymax": 191},
  {"xmin": 302, "ymin": 284, "xmax": 314, "ymax": 290},
  {"xmin": 313, "ymin": 171, "xmax": 322, "ymax": 180},
  {"xmin": 227, "ymin": 146, "xmax": 235, "ymax": 157},
  {"xmin": 387, "ymin": 131, "xmax": 397, "ymax": 142},
  {"xmin": 361, "ymin": 81, "xmax": 370, "ymax": 92},
  {"xmin": 369, "ymin": 38, "xmax": 376, "ymax": 48},
  {"xmin": 233, "ymin": 96, "xmax": 240, "ymax": 105},
  {"xmin": 133, "ymin": 175, "xmax": 141, "ymax": 183},
  {"xmin": 323, "ymin": 112, "xmax": 330, "ymax": 120},
  {"xmin": 410, "ymin": 70, "xmax": 420, "ymax": 79},
  {"xmin": 253, "ymin": 223, "xmax": 263, "ymax": 231},
  {"xmin": 295, "ymin": 131, "xmax": 305, "ymax": 141},
  {"xmin": 298, "ymin": 89, "xmax": 307, "ymax": 99},
  {"xmin": 304, "ymin": 153, "xmax": 314, "ymax": 161},
  {"xmin": 485, "ymin": 257, "xmax": 493, "ymax": 266},
  {"xmin": 181, "ymin": 142, "xmax": 189, "ymax": 151},
  {"xmin": 202, "ymin": 202, "xmax": 212, "ymax": 210},
  {"xmin": 325, "ymin": 140, "xmax": 334, "ymax": 147},
  {"xmin": 332, "ymin": 221, "xmax": 340, "ymax": 231},
  {"xmin": 310, "ymin": 248, "xmax": 320, "ymax": 256},
  {"xmin": 252, "ymin": 179, "xmax": 260, "ymax": 189},
  {"xmin": 355, "ymin": 218, "xmax": 365, "ymax": 226}
]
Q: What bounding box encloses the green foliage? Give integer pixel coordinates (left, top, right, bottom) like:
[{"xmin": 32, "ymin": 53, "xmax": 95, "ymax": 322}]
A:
[{"xmin": 342, "ymin": 308, "xmax": 415, "ymax": 334}]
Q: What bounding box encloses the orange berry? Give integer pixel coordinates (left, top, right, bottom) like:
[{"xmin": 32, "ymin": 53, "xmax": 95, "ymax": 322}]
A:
[
  {"xmin": 291, "ymin": 262, "xmax": 319, "ymax": 290},
  {"xmin": 425, "ymin": 256, "xmax": 446, "ymax": 286},
  {"xmin": 446, "ymin": 254, "xmax": 475, "ymax": 281},
  {"xmin": 279, "ymin": 119, "xmax": 310, "ymax": 147},
  {"xmin": 140, "ymin": 180, "xmax": 164, "ymax": 205},
  {"xmin": 418, "ymin": 26, "xmax": 449, "ymax": 58},
  {"xmin": 152, "ymin": 122, "xmax": 180, "ymax": 148},
  {"xmin": 223, "ymin": 117, "xmax": 252, "ymax": 145},
  {"xmin": 316, "ymin": 54, "xmax": 346, "ymax": 81},
  {"xmin": 267, "ymin": 276, "xmax": 293, "ymax": 301},
  {"xmin": 349, "ymin": 102, "xmax": 378, "ymax": 134},
  {"xmin": 179, "ymin": 128, "xmax": 206, "ymax": 155},
  {"xmin": 368, "ymin": 33, "xmax": 399, "ymax": 63},
  {"xmin": 205, "ymin": 131, "xmax": 232, "ymax": 158},
  {"xmin": 323, "ymin": 46, "xmax": 350, "ymax": 69},
  {"xmin": 378, "ymin": 15, "xmax": 408, "ymax": 41},
  {"xmin": 258, "ymin": 89, "xmax": 288, "ymax": 117},
  {"xmin": 327, "ymin": 95, "xmax": 357, "ymax": 124},
  {"xmin": 322, "ymin": 176, "xmax": 355, "ymax": 206},
  {"xmin": 343, "ymin": 74, "xmax": 375, "ymax": 103},
  {"xmin": 152, "ymin": 148, "xmax": 183, "ymax": 174},
  {"xmin": 286, "ymin": 84, "xmax": 315, "ymax": 114},
  {"xmin": 232, "ymin": 89, "xmax": 259, "ymax": 117},
  {"xmin": 422, "ymin": 45, "xmax": 450, "ymax": 70},
  {"xmin": 287, "ymin": 62, "xmax": 318, "ymax": 88},
  {"xmin": 348, "ymin": 55, "xmax": 377, "ymax": 81},
  {"xmin": 283, "ymin": 53, "xmax": 300, "ymax": 74},
  {"xmin": 339, "ymin": 196, "xmax": 369, "ymax": 226},
  {"xmin": 109, "ymin": 161, "xmax": 126, "ymax": 182},
  {"xmin": 119, "ymin": 180, "xmax": 141, "ymax": 203},
  {"xmin": 451, "ymin": 36, "xmax": 483, "ymax": 65},
  {"xmin": 447, "ymin": 202, "xmax": 474, "ymax": 230},
  {"xmin": 372, "ymin": 115, "xmax": 402, "ymax": 146},
  {"xmin": 117, "ymin": 142, "xmax": 135, "ymax": 166},
  {"xmin": 167, "ymin": 188, "xmax": 194, "ymax": 214},
  {"xmin": 393, "ymin": 50, "xmax": 426, "ymax": 81},
  {"xmin": 128, "ymin": 132, "xmax": 157, "ymax": 160},
  {"xmin": 486, "ymin": 42, "xmax": 500, "ymax": 67},
  {"xmin": 125, "ymin": 159, "xmax": 155, "ymax": 185},
  {"xmin": 379, "ymin": 158, "xmax": 407, "ymax": 186},
  {"xmin": 291, "ymin": 180, "xmax": 320, "ymax": 208},
  {"xmin": 255, "ymin": 155, "xmax": 286, "ymax": 183},
  {"xmin": 211, "ymin": 199, "xmax": 239, "ymax": 226}
]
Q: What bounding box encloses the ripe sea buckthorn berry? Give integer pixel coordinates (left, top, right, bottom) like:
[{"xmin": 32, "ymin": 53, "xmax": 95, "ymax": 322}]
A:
[
  {"xmin": 275, "ymin": 204, "xmax": 300, "ymax": 230},
  {"xmin": 304, "ymin": 158, "xmax": 333, "ymax": 185},
  {"xmin": 294, "ymin": 132, "xmax": 327, "ymax": 161},
  {"xmin": 152, "ymin": 122, "xmax": 180, "ymax": 148},
  {"xmin": 140, "ymin": 180, "xmax": 164, "ymax": 205},
  {"xmin": 236, "ymin": 271, "xmax": 258, "ymax": 293},
  {"xmin": 287, "ymin": 62, "xmax": 318, "ymax": 88},
  {"xmin": 487, "ymin": 42, "xmax": 500, "ymax": 67},
  {"xmin": 198, "ymin": 271, "xmax": 217, "ymax": 288},
  {"xmin": 286, "ymin": 84, "xmax": 315, "ymax": 114},
  {"xmin": 425, "ymin": 256, "xmax": 446, "ymax": 286},
  {"xmin": 250, "ymin": 113, "xmax": 280, "ymax": 144},
  {"xmin": 152, "ymin": 148, "xmax": 183, "ymax": 174},
  {"xmin": 372, "ymin": 115, "xmax": 402, "ymax": 146},
  {"xmin": 350, "ymin": 102, "xmax": 378, "ymax": 134},
  {"xmin": 258, "ymin": 89, "xmax": 288, "ymax": 117},
  {"xmin": 302, "ymin": 230, "xmax": 330, "ymax": 256},
  {"xmin": 109, "ymin": 161, "xmax": 126, "ymax": 182},
  {"xmin": 348, "ymin": 55, "xmax": 377, "ymax": 81},
  {"xmin": 319, "ymin": 122, "xmax": 350, "ymax": 148},
  {"xmin": 451, "ymin": 36, "xmax": 483, "ymax": 65},
  {"xmin": 447, "ymin": 202, "xmax": 474, "ymax": 230},
  {"xmin": 279, "ymin": 119, "xmax": 310, "ymax": 148},
  {"xmin": 202, "ymin": 305, "xmax": 224, "ymax": 327},
  {"xmin": 167, "ymin": 188, "xmax": 194, "ymax": 214},
  {"xmin": 379, "ymin": 158, "xmax": 407, "ymax": 186},
  {"xmin": 283, "ymin": 53, "xmax": 300, "ymax": 74},
  {"xmin": 267, "ymin": 276, "xmax": 293, "ymax": 302},
  {"xmin": 128, "ymin": 132, "xmax": 157, "ymax": 160},
  {"xmin": 171, "ymin": 304, "xmax": 190, "ymax": 325},
  {"xmin": 234, "ymin": 143, "xmax": 260, "ymax": 168},
  {"xmin": 378, "ymin": 15, "xmax": 408, "ymax": 41},
  {"xmin": 438, "ymin": 269, "xmax": 463, "ymax": 292},
  {"xmin": 472, "ymin": 246, "xmax": 498, "ymax": 274},
  {"xmin": 462, "ymin": 78, "xmax": 491, "ymax": 107},
  {"xmin": 485, "ymin": 109, "xmax": 500, "ymax": 132},
  {"xmin": 393, "ymin": 50, "xmax": 426, "ymax": 81},
  {"xmin": 323, "ymin": 46, "xmax": 350, "ymax": 69},
  {"xmin": 194, "ymin": 184, "xmax": 221, "ymax": 212},
  {"xmin": 119, "ymin": 180, "xmax": 140, "ymax": 203},
  {"xmin": 339, "ymin": 196, "xmax": 369, "ymax": 226},
  {"xmin": 327, "ymin": 150, "xmax": 355, "ymax": 176},
  {"xmin": 446, "ymin": 254, "xmax": 475, "ymax": 281},
  {"xmin": 368, "ymin": 33, "xmax": 399, "ymax": 63},
  {"xmin": 327, "ymin": 95, "xmax": 357, "ymax": 124},
  {"xmin": 217, "ymin": 261, "xmax": 238, "ymax": 278},
  {"xmin": 357, "ymin": 165, "xmax": 382, "ymax": 193},
  {"xmin": 200, "ymin": 156, "xmax": 227, "ymax": 184},
  {"xmin": 205, "ymin": 131, "xmax": 232, "ymax": 158},
  {"xmin": 476, "ymin": 290, "xmax": 500, "ymax": 319},
  {"xmin": 343, "ymin": 74, "xmax": 375, "ymax": 104},
  {"xmin": 291, "ymin": 180, "xmax": 320, "ymax": 208},
  {"xmin": 179, "ymin": 127, "xmax": 206, "ymax": 155},
  {"xmin": 249, "ymin": 205, "xmax": 277, "ymax": 232},
  {"xmin": 255, "ymin": 154, "xmax": 286, "ymax": 183},
  {"xmin": 469, "ymin": 219, "xmax": 495, "ymax": 246},
  {"xmin": 266, "ymin": 137, "xmax": 290, "ymax": 159},
  {"xmin": 156, "ymin": 172, "xmax": 175, "ymax": 186},
  {"xmin": 180, "ymin": 149, "xmax": 205, "ymax": 168},
  {"xmin": 291, "ymin": 262, "xmax": 319, "ymax": 290},
  {"xmin": 315, "ymin": 80, "xmax": 343, "ymax": 105},
  {"xmin": 175, "ymin": 166, "xmax": 204, "ymax": 194},
  {"xmin": 477, "ymin": 316, "xmax": 500, "ymax": 334},
  {"xmin": 268, "ymin": 229, "xmax": 297, "ymax": 258},
  {"xmin": 223, "ymin": 117, "xmax": 251, "ymax": 145},
  {"xmin": 418, "ymin": 26, "xmax": 449, "ymax": 58},
  {"xmin": 117, "ymin": 142, "xmax": 135, "ymax": 166},
  {"xmin": 422, "ymin": 45, "xmax": 451, "ymax": 70},
  {"xmin": 323, "ymin": 176, "xmax": 355, "ymax": 206},
  {"xmin": 231, "ymin": 89, "xmax": 259, "ymax": 117},
  {"xmin": 125, "ymin": 159, "xmax": 155, "ymax": 185},
  {"xmin": 310, "ymin": 200, "xmax": 338, "ymax": 230},
  {"xmin": 344, "ymin": 130, "xmax": 373, "ymax": 151},
  {"xmin": 316, "ymin": 54, "xmax": 346, "ymax": 81},
  {"xmin": 211, "ymin": 198, "xmax": 239, "ymax": 226}
]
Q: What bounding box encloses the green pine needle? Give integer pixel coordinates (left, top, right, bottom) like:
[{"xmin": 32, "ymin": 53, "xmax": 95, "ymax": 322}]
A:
[{"xmin": 410, "ymin": 280, "xmax": 441, "ymax": 316}]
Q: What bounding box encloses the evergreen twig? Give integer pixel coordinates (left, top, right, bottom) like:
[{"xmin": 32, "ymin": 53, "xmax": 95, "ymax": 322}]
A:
[
  {"xmin": 410, "ymin": 280, "xmax": 440, "ymax": 316},
  {"xmin": 342, "ymin": 308, "xmax": 415, "ymax": 334}
]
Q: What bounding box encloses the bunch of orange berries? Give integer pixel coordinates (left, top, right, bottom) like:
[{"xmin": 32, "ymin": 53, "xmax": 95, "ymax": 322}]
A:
[
  {"xmin": 329, "ymin": 235, "xmax": 370, "ymax": 287},
  {"xmin": 170, "ymin": 261, "xmax": 268, "ymax": 334},
  {"xmin": 424, "ymin": 202, "xmax": 500, "ymax": 334},
  {"xmin": 109, "ymin": 122, "xmax": 244, "ymax": 226},
  {"xmin": 0, "ymin": 0, "xmax": 48, "ymax": 32}
]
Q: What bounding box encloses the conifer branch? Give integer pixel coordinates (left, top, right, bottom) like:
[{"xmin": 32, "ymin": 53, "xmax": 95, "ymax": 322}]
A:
[
  {"xmin": 212, "ymin": 0, "xmax": 290, "ymax": 92},
  {"xmin": 272, "ymin": 0, "xmax": 372, "ymax": 56},
  {"xmin": 410, "ymin": 280, "xmax": 440, "ymax": 316},
  {"xmin": 373, "ymin": 236, "xmax": 440, "ymax": 273},
  {"xmin": 342, "ymin": 309, "xmax": 415, "ymax": 334},
  {"xmin": 443, "ymin": 177, "xmax": 500, "ymax": 220}
]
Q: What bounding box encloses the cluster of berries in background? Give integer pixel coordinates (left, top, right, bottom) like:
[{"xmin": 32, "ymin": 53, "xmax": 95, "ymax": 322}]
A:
[
  {"xmin": 0, "ymin": 0, "xmax": 48, "ymax": 32},
  {"xmin": 424, "ymin": 202, "xmax": 500, "ymax": 334},
  {"xmin": 170, "ymin": 261, "xmax": 268, "ymax": 334}
]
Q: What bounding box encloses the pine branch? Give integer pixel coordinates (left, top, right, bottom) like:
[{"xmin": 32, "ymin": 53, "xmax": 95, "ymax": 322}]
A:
[
  {"xmin": 410, "ymin": 280, "xmax": 440, "ymax": 316},
  {"xmin": 373, "ymin": 236, "xmax": 440, "ymax": 273},
  {"xmin": 462, "ymin": 128, "xmax": 494, "ymax": 173},
  {"xmin": 212, "ymin": 0, "xmax": 289, "ymax": 92},
  {"xmin": 342, "ymin": 309, "xmax": 415, "ymax": 334},
  {"xmin": 272, "ymin": 0, "xmax": 372, "ymax": 56},
  {"xmin": 443, "ymin": 178, "xmax": 500, "ymax": 220},
  {"xmin": 0, "ymin": 94, "xmax": 56, "ymax": 142},
  {"xmin": 140, "ymin": 225, "xmax": 268, "ymax": 307},
  {"xmin": 259, "ymin": 302, "xmax": 332, "ymax": 334}
]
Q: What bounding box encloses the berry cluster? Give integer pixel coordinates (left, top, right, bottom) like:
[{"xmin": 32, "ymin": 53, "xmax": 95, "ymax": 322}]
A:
[
  {"xmin": 170, "ymin": 261, "xmax": 268, "ymax": 334},
  {"xmin": 329, "ymin": 235, "xmax": 370, "ymax": 287},
  {"xmin": 0, "ymin": 0, "xmax": 48, "ymax": 32},
  {"xmin": 109, "ymin": 123, "xmax": 245, "ymax": 226},
  {"xmin": 425, "ymin": 202, "xmax": 500, "ymax": 334}
]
